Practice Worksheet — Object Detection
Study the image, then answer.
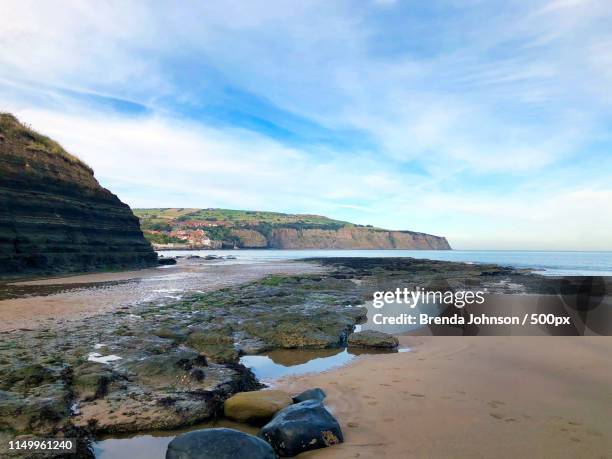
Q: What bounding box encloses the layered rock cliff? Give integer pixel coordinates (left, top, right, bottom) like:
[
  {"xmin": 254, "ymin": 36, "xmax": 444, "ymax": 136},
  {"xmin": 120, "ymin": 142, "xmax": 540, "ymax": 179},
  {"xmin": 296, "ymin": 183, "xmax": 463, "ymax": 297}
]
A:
[
  {"xmin": 0, "ymin": 113, "xmax": 157, "ymax": 276},
  {"xmin": 265, "ymin": 227, "xmax": 450, "ymax": 250}
]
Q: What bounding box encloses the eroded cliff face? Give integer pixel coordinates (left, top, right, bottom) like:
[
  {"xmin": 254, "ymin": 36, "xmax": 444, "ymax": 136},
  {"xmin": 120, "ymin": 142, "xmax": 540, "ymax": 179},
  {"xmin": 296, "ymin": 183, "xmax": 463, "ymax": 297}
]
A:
[
  {"xmin": 0, "ymin": 113, "xmax": 157, "ymax": 276},
  {"xmin": 237, "ymin": 227, "xmax": 450, "ymax": 249}
]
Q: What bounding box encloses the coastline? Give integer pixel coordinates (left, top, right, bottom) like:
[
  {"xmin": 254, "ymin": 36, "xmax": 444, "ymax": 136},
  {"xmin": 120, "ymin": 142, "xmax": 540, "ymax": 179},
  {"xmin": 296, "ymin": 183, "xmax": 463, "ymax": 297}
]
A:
[
  {"xmin": 1, "ymin": 256, "xmax": 610, "ymax": 459},
  {"xmin": 0, "ymin": 259, "xmax": 323, "ymax": 332}
]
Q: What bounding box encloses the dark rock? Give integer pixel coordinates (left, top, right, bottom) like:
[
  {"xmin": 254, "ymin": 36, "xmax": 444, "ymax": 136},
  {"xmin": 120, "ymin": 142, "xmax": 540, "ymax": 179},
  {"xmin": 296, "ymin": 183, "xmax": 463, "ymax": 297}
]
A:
[
  {"xmin": 292, "ymin": 387, "xmax": 326, "ymax": 403},
  {"xmin": 0, "ymin": 387, "xmax": 71, "ymax": 435},
  {"xmin": 166, "ymin": 428, "xmax": 276, "ymax": 459},
  {"xmin": 348, "ymin": 330, "xmax": 398, "ymax": 349},
  {"xmin": 159, "ymin": 258, "xmax": 177, "ymax": 265},
  {"xmin": 72, "ymin": 362, "xmax": 114, "ymax": 401},
  {"xmin": 259, "ymin": 400, "xmax": 343, "ymax": 456}
]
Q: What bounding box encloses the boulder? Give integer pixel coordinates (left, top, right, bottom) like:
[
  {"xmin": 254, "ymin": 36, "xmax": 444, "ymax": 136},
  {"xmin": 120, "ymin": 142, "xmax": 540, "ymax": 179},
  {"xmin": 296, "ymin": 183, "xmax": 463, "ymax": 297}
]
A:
[
  {"xmin": 166, "ymin": 428, "xmax": 276, "ymax": 459},
  {"xmin": 259, "ymin": 400, "xmax": 343, "ymax": 456},
  {"xmin": 158, "ymin": 257, "xmax": 177, "ymax": 265},
  {"xmin": 292, "ymin": 387, "xmax": 326, "ymax": 403},
  {"xmin": 224, "ymin": 390, "xmax": 292, "ymax": 424},
  {"xmin": 347, "ymin": 330, "xmax": 398, "ymax": 348}
]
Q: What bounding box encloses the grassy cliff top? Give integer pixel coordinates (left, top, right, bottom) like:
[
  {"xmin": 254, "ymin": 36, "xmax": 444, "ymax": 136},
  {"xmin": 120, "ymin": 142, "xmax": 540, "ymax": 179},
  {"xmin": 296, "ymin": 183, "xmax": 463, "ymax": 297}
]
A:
[
  {"xmin": 0, "ymin": 113, "xmax": 91, "ymax": 171},
  {"xmin": 134, "ymin": 208, "xmax": 355, "ymax": 227}
]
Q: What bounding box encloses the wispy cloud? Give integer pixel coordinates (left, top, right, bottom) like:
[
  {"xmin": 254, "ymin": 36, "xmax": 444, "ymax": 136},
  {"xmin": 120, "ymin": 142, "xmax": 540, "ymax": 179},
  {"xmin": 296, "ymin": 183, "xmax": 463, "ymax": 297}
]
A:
[{"xmin": 1, "ymin": 0, "xmax": 611, "ymax": 249}]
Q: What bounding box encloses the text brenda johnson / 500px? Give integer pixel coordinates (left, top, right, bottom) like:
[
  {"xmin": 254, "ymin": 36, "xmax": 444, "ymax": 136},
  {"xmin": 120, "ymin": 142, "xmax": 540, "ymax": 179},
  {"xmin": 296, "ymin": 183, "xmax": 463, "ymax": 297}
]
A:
[{"xmin": 373, "ymin": 313, "xmax": 572, "ymax": 326}]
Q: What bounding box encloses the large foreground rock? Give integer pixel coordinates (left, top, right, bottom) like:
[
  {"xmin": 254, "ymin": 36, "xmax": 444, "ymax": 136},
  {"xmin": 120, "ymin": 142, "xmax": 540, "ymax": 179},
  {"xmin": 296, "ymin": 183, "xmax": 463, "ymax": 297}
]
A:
[
  {"xmin": 224, "ymin": 390, "xmax": 292, "ymax": 424},
  {"xmin": 348, "ymin": 330, "xmax": 399, "ymax": 348},
  {"xmin": 259, "ymin": 400, "xmax": 343, "ymax": 456},
  {"xmin": 166, "ymin": 428, "xmax": 276, "ymax": 459}
]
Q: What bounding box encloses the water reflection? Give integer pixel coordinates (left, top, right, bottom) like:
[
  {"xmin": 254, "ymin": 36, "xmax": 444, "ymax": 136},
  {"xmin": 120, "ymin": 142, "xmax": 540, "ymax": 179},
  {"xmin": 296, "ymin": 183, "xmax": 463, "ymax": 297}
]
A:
[
  {"xmin": 239, "ymin": 345, "xmax": 401, "ymax": 381},
  {"xmin": 94, "ymin": 419, "xmax": 258, "ymax": 459},
  {"xmin": 240, "ymin": 348, "xmax": 355, "ymax": 380}
]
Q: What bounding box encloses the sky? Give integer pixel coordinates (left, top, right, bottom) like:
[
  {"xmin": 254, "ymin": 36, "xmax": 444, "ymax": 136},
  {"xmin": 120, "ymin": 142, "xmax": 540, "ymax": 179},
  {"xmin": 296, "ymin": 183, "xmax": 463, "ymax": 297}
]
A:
[{"xmin": 1, "ymin": 0, "xmax": 611, "ymax": 250}]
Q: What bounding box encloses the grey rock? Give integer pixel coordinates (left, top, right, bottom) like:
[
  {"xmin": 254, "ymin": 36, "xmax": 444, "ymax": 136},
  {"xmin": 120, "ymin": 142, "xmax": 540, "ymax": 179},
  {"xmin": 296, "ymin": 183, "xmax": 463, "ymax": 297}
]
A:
[
  {"xmin": 166, "ymin": 428, "xmax": 276, "ymax": 459},
  {"xmin": 292, "ymin": 387, "xmax": 326, "ymax": 403}
]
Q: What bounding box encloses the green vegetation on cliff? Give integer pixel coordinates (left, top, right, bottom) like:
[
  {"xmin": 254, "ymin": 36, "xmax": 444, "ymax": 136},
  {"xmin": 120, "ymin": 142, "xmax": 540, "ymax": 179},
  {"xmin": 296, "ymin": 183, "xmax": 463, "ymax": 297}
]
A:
[
  {"xmin": 0, "ymin": 113, "xmax": 88, "ymax": 169},
  {"xmin": 134, "ymin": 208, "xmax": 451, "ymax": 250},
  {"xmin": 135, "ymin": 208, "xmax": 353, "ymax": 230}
]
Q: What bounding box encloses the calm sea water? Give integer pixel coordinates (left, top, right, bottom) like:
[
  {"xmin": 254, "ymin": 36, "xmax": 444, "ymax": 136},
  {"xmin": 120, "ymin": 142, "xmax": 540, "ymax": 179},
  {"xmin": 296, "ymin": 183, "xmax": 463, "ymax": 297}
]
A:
[{"xmin": 159, "ymin": 249, "xmax": 612, "ymax": 277}]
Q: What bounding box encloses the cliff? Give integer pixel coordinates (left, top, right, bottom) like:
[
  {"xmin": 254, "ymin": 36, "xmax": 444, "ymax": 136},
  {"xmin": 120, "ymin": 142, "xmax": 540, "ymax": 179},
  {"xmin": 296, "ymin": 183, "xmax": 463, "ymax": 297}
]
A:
[
  {"xmin": 135, "ymin": 208, "xmax": 451, "ymax": 250},
  {"xmin": 0, "ymin": 113, "xmax": 157, "ymax": 277},
  {"xmin": 266, "ymin": 227, "xmax": 450, "ymax": 249}
]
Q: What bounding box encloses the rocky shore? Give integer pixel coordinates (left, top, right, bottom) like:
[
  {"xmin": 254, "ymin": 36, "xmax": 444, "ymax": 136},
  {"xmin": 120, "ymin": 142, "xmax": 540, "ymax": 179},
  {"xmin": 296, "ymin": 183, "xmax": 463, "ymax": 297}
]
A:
[{"xmin": 0, "ymin": 257, "xmax": 582, "ymax": 457}]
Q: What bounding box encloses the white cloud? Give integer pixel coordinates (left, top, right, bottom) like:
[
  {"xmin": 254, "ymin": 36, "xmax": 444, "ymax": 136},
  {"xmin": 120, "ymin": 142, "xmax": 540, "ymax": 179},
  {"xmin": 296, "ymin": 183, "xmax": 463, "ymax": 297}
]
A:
[{"xmin": 1, "ymin": 0, "xmax": 611, "ymax": 249}]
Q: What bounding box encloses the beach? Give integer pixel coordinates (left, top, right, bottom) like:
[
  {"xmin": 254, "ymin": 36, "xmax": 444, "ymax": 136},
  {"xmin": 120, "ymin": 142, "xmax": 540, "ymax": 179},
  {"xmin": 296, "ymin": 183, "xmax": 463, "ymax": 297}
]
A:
[
  {"xmin": 276, "ymin": 336, "xmax": 612, "ymax": 458},
  {"xmin": 1, "ymin": 256, "xmax": 610, "ymax": 459}
]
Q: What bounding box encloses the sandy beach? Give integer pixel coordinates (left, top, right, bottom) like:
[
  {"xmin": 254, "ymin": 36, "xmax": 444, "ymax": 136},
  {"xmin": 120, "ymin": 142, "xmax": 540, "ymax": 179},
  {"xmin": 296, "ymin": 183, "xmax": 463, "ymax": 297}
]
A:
[{"xmin": 275, "ymin": 335, "xmax": 612, "ymax": 458}]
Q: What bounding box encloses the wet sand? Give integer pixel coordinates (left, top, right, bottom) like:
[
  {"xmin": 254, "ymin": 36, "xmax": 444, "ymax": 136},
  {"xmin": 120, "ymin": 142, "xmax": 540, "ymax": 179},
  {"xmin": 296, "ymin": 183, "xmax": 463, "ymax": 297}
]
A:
[
  {"xmin": 275, "ymin": 336, "xmax": 612, "ymax": 458},
  {"xmin": 0, "ymin": 259, "xmax": 323, "ymax": 332}
]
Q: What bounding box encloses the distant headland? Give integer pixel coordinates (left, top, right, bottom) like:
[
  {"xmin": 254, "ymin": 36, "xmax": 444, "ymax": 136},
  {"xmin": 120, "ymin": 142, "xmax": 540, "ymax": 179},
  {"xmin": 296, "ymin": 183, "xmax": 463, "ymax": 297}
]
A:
[{"xmin": 134, "ymin": 208, "xmax": 451, "ymax": 250}]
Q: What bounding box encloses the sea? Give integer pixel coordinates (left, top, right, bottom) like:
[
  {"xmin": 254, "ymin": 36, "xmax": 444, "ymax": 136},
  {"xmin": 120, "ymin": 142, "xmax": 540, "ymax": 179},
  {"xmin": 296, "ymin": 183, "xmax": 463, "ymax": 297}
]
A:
[{"xmin": 158, "ymin": 249, "xmax": 612, "ymax": 277}]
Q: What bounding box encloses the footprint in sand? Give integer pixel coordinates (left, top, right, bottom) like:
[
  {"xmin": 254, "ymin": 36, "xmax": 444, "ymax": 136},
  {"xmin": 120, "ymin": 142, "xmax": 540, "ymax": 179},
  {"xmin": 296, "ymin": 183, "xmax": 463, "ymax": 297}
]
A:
[
  {"xmin": 379, "ymin": 383, "xmax": 391, "ymax": 387},
  {"xmin": 411, "ymin": 393, "xmax": 425, "ymax": 397},
  {"xmin": 368, "ymin": 401, "xmax": 378, "ymax": 406},
  {"xmin": 488, "ymin": 400, "xmax": 505, "ymax": 408}
]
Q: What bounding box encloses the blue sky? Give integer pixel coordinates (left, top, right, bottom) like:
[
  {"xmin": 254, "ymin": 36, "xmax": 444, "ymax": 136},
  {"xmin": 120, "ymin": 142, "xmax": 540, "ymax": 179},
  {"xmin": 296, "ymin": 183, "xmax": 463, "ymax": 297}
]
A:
[{"xmin": 1, "ymin": 0, "xmax": 611, "ymax": 249}]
